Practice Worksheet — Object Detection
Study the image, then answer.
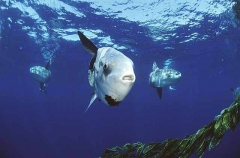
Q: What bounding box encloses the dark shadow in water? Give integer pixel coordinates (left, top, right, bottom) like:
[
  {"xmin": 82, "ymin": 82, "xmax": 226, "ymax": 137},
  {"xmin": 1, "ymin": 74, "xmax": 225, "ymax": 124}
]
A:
[{"xmin": 0, "ymin": 143, "xmax": 8, "ymax": 158}]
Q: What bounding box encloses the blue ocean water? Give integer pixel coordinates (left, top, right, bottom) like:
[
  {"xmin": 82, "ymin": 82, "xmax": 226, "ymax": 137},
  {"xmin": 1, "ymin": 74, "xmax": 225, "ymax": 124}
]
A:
[{"xmin": 1, "ymin": 0, "xmax": 240, "ymax": 157}]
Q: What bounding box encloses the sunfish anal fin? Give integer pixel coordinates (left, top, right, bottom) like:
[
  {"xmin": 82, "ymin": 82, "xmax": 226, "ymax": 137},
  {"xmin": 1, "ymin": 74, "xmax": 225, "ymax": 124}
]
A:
[
  {"xmin": 85, "ymin": 93, "xmax": 97, "ymax": 113},
  {"xmin": 157, "ymin": 88, "xmax": 162, "ymax": 99},
  {"xmin": 40, "ymin": 82, "xmax": 47, "ymax": 94}
]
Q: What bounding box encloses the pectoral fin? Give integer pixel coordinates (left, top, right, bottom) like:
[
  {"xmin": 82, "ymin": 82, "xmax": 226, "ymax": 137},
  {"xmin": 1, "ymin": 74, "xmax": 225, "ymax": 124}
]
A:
[
  {"xmin": 157, "ymin": 88, "xmax": 162, "ymax": 99},
  {"xmin": 85, "ymin": 93, "xmax": 97, "ymax": 113}
]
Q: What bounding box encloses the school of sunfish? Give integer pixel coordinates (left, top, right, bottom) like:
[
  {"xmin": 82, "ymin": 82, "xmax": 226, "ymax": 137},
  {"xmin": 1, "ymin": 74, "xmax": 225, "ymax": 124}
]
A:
[{"xmin": 30, "ymin": 31, "xmax": 182, "ymax": 112}]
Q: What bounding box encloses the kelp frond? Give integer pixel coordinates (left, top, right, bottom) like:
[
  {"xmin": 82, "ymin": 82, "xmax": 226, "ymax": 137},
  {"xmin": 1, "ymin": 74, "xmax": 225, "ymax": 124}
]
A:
[{"xmin": 101, "ymin": 95, "xmax": 240, "ymax": 158}]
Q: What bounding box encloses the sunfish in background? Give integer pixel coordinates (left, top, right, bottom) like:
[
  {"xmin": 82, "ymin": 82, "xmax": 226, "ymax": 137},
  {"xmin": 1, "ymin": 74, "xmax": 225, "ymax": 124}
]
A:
[
  {"xmin": 77, "ymin": 31, "xmax": 136, "ymax": 113},
  {"xmin": 149, "ymin": 61, "xmax": 181, "ymax": 99},
  {"xmin": 30, "ymin": 60, "xmax": 52, "ymax": 94}
]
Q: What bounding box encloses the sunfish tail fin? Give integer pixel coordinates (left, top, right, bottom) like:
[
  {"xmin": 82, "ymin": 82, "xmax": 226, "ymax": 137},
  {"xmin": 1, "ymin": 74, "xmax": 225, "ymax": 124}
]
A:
[
  {"xmin": 85, "ymin": 93, "xmax": 97, "ymax": 113},
  {"xmin": 77, "ymin": 31, "xmax": 98, "ymax": 55},
  {"xmin": 157, "ymin": 88, "xmax": 163, "ymax": 99}
]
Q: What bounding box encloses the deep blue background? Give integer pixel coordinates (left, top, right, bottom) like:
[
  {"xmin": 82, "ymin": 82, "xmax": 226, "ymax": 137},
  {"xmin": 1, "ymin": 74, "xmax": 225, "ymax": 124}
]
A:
[{"xmin": 1, "ymin": 1, "xmax": 240, "ymax": 158}]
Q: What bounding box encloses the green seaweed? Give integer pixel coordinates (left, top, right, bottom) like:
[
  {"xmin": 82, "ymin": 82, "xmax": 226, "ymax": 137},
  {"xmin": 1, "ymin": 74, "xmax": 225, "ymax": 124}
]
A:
[{"xmin": 101, "ymin": 95, "xmax": 240, "ymax": 158}]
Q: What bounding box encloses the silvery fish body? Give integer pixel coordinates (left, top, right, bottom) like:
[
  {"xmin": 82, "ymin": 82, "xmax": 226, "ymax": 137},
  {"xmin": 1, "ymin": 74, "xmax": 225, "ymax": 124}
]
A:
[
  {"xmin": 149, "ymin": 61, "xmax": 181, "ymax": 99},
  {"xmin": 78, "ymin": 31, "xmax": 136, "ymax": 112},
  {"xmin": 29, "ymin": 60, "xmax": 51, "ymax": 93},
  {"xmin": 30, "ymin": 66, "xmax": 51, "ymax": 83}
]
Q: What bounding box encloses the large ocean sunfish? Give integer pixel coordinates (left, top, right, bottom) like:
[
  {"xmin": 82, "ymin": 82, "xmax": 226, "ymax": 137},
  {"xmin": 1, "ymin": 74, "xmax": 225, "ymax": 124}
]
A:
[
  {"xmin": 30, "ymin": 60, "xmax": 51, "ymax": 94},
  {"xmin": 149, "ymin": 61, "xmax": 181, "ymax": 99},
  {"xmin": 77, "ymin": 31, "xmax": 136, "ymax": 112}
]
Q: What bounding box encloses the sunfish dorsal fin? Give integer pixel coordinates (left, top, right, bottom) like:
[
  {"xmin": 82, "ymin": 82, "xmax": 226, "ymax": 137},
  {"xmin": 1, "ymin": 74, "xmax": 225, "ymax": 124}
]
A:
[
  {"xmin": 77, "ymin": 31, "xmax": 98, "ymax": 55},
  {"xmin": 152, "ymin": 61, "xmax": 158, "ymax": 71},
  {"xmin": 157, "ymin": 87, "xmax": 162, "ymax": 99},
  {"xmin": 45, "ymin": 60, "xmax": 51, "ymax": 70},
  {"xmin": 85, "ymin": 93, "xmax": 98, "ymax": 113}
]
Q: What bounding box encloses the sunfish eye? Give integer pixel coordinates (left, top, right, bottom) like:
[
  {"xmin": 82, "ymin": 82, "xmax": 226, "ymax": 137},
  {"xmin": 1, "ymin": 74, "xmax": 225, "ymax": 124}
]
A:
[
  {"xmin": 103, "ymin": 64, "xmax": 108, "ymax": 71},
  {"xmin": 103, "ymin": 63, "xmax": 111, "ymax": 76}
]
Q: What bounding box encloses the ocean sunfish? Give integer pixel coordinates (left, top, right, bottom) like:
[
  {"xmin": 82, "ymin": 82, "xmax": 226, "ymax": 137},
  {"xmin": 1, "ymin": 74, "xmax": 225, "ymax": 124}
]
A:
[
  {"xmin": 30, "ymin": 60, "xmax": 51, "ymax": 94},
  {"xmin": 149, "ymin": 61, "xmax": 181, "ymax": 99},
  {"xmin": 77, "ymin": 31, "xmax": 136, "ymax": 112}
]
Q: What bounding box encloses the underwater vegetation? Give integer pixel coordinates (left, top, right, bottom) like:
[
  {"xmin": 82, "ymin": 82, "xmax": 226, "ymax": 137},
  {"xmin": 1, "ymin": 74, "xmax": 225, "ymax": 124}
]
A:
[
  {"xmin": 232, "ymin": 87, "xmax": 240, "ymax": 100},
  {"xmin": 101, "ymin": 95, "xmax": 240, "ymax": 158}
]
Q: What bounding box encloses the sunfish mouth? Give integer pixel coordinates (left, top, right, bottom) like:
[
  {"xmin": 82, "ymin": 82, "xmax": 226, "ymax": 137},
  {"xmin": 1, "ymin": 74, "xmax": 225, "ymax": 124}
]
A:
[{"xmin": 121, "ymin": 74, "xmax": 135, "ymax": 83}]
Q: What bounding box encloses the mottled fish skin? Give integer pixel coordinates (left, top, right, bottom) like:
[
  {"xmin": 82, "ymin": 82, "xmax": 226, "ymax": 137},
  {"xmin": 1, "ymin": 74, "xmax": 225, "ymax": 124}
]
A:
[
  {"xmin": 30, "ymin": 66, "xmax": 51, "ymax": 83},
  {"xmin": 149, "ymin": 68, "xmax": 181, "ymax": 88},
  {"xmin": 93, "ymin": 47, "xmax": 135, "ymax": 105},
  {"xmin": 78, "ymin": 31, "xmax": 136, "ymax": 112},
  {"xmin": 30, "ymin": 60, "xmax": 52, "ymax": 93}
]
